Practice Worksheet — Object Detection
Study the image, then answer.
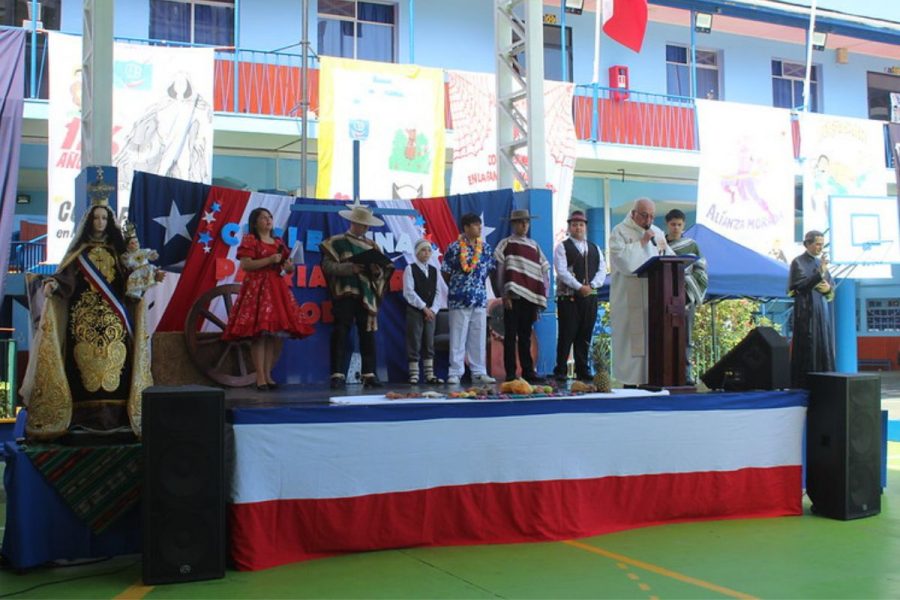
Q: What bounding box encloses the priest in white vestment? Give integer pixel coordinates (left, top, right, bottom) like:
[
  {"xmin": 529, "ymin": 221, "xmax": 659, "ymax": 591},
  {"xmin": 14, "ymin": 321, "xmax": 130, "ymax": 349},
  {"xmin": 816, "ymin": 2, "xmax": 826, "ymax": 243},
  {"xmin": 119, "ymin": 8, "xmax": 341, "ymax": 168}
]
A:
[{"xmin": 609, "ymin": 198, "xmax": 674, "ymax": 386}]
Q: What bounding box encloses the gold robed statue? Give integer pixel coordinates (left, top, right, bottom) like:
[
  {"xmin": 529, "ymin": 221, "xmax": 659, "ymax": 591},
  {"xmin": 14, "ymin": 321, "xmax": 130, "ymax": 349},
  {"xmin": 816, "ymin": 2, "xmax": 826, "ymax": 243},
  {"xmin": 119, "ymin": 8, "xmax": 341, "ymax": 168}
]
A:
[{"xmin": 20, "ymin": 171, "xmax": 164, "ymax": 440}]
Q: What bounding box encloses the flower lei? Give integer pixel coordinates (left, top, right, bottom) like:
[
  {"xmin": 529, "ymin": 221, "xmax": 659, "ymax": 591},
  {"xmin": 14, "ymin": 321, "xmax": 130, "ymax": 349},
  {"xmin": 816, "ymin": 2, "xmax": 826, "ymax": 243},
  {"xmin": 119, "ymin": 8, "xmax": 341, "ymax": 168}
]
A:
[{"xmin": 458, "ymin": 234, "xmax": 483, "ymax": 274}]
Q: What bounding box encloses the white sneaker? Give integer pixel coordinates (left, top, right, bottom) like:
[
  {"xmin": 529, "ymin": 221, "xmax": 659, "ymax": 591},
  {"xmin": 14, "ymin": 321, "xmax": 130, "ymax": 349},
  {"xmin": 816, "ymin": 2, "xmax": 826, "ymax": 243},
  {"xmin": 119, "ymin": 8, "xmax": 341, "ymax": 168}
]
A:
[
  {"xmin": 473, "ymin": 373, "xmax": 496, "ymax": 384},
  {"xmin": 446, "ymin": 375, "xmax": 461, "ymax": 385}
]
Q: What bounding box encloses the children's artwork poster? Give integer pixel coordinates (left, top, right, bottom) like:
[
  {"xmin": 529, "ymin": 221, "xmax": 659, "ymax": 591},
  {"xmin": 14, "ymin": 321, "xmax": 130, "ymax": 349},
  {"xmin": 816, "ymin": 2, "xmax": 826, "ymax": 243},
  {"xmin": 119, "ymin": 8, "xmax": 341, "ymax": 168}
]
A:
[
  {"xmin": 47, "ymin": 32, "xmax": 214, "ymax": 263},
  {"xmin": 798, "ymin": 113, "xmax": 890, "ymax": 278},
  {"xmin": 316, "ymin": 57, "xmax": 446, "ymax": 202},
  {"xmin": 695, "ymin": 99, "xmax": 795, "ymax": 258},
  {"xmin": 798, "ymin": 112, "xmax": 887, "ymax": 234}
]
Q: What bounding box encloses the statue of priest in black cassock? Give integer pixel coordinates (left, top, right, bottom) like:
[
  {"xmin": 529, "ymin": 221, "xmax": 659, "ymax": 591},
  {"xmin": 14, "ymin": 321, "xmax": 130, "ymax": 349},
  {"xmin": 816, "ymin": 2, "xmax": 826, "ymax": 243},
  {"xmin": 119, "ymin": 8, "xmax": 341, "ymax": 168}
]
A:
[{"xmin": 788, "ymin": 230, "xmax": 835, "ymax": 388}]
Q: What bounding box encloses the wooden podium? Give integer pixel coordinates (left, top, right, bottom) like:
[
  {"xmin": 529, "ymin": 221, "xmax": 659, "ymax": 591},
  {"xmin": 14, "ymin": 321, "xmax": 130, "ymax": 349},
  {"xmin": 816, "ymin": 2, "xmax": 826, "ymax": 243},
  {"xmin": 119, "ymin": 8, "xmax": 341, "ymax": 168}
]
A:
[{"xmin": 634, "ymin": 255, "xmax": 696, "ymax": 390}]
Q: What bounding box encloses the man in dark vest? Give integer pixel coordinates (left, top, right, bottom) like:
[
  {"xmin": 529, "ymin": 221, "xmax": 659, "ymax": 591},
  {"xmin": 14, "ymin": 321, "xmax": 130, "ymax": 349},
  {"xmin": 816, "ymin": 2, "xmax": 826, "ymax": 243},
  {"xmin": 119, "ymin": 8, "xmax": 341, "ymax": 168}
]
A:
[{"xmin": 553, "ymin": 210, "xmax": 607, "ymax": 382}]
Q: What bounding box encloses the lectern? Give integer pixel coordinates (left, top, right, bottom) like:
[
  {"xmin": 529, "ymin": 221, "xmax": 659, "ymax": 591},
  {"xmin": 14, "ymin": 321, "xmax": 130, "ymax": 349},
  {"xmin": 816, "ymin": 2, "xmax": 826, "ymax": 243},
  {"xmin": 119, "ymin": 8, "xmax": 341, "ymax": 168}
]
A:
[{"xmin": 633, "ymin": 255, "xmax": 696, "ymax": 389}]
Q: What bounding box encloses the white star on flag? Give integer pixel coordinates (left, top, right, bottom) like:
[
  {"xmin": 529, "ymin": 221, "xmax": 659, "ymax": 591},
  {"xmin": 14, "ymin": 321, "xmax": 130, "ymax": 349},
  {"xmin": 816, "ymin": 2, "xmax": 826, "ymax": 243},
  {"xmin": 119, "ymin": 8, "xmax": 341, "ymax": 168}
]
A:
[
  {"xmin": 202, "ymin": 210, "xmax": 216, "ymax": 225},
  {"xmin": 154, "ymin": 202, "xmax": 196, "ymax": 246},
  {"xmin": 480, "ymin": 212, "xmax": 496, "ymax": 242}
]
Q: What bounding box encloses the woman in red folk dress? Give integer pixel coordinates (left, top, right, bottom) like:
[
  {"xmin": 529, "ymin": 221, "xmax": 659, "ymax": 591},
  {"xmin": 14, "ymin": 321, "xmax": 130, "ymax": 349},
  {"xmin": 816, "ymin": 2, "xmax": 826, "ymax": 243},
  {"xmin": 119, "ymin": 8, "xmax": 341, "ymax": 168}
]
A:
[{"xmin": 223, "ymin": 207, "xmax": 313, "ymax": 390}]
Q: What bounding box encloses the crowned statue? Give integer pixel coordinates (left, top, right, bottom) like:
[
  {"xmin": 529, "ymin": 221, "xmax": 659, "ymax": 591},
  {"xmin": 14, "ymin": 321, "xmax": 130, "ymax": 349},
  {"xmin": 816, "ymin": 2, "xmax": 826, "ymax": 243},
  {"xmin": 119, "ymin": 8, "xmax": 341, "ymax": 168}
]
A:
[{"xmin": 20, "ymin": 169, "xmax": 164, "ymax": 441}]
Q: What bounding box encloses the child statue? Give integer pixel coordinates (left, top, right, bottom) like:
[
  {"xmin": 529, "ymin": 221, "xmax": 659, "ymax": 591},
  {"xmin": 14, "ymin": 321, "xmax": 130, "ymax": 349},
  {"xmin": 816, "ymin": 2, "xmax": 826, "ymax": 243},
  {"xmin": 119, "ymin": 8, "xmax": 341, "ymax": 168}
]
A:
[{"xmin": 121, "ymin": 221, "xmax": 160, "ymax": 300}]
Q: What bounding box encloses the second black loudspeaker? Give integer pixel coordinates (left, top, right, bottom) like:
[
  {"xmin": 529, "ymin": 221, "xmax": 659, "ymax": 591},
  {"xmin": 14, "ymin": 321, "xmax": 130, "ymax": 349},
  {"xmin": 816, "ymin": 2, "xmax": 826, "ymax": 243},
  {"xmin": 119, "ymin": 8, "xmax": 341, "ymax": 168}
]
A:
[
  {"xmin": 700, "ymin": 326, "xmax": 789, "ymax": 391},
  {"xmin": 806, "ymin": 372, "xmax": 881, "ymax": 520},
  {"xmin": 142, "ymin": 385, "xmax": 225, "ymax": 585}
]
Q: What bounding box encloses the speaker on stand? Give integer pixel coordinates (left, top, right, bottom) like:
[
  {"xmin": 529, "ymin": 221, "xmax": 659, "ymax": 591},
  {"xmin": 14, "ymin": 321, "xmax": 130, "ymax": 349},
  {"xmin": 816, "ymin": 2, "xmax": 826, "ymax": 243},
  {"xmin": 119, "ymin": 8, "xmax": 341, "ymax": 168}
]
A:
[
  {"xmin": 142, "ymin": 385, "xmax": 226, "ymax": 584},
  {"xmin": 806, "ymin": 372, "xmax": 881, "ymax": 520},
  {"xmin": 700, "ymin": 326, "xmax": 790, "ymax": 391}
]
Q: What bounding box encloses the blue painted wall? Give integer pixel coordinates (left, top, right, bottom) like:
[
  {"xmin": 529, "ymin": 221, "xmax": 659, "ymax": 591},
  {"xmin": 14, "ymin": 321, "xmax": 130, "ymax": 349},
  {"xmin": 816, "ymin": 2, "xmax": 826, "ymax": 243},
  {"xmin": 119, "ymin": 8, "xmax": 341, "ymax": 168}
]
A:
[{"xmin": 57, "ymin": 1, "xmax": 898, "ymax": 120}]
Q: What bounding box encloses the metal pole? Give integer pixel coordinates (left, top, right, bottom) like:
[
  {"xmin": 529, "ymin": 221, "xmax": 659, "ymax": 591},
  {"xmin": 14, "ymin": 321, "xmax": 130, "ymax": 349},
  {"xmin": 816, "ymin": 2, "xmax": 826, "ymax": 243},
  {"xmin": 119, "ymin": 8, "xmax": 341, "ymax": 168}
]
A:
[
  {"xmin": 802, "ymin": 0, "xmax": 818, "ymax": 112},
  {"xmin": 233, "ymin": 0, "xmax": 240, "ymax": 112},
  {"xmin": 353, "ymin": 140, "xmax": 360, "ymax": 202},
  {"xmin": 29, "ymin": 0, "xmax": 37, "ymax": 98},
  {"xmin": 560, "ymin": 3, "xmax": 567, "ymax": 83},
  {"xmin": 300, "ymin": 0, "xmax": 310, "ymax": 196},
  {"xmin": 592, "ymin": 0, "xmax": 601, "ymax": 84},
  {"xmin": 408, "ymin": 0, "xmax": 415, "ymax": 63},
  {"xmin": 690, "ymin": 10, "xmax": 698, "ymax": 99}
]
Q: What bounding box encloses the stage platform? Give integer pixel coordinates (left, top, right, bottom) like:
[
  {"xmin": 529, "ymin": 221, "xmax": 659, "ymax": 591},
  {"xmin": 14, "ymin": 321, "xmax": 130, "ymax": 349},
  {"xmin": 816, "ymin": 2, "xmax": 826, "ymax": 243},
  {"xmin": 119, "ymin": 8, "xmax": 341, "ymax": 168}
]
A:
[
  {"xmin": 3, "ymin": 384, "xmax": 809, "ymax": 572},
  {"xmin": 226, "ymin": 386, "xmax": 809, "ymax": 571}
]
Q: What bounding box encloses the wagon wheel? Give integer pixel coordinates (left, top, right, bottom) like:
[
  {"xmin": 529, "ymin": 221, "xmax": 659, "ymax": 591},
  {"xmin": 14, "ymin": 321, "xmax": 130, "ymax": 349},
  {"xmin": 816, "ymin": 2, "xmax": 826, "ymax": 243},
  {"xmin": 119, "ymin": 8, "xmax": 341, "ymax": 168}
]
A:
[{"xmin": 184, "ymin": 284, "xmax": 255, "ymax": 387}]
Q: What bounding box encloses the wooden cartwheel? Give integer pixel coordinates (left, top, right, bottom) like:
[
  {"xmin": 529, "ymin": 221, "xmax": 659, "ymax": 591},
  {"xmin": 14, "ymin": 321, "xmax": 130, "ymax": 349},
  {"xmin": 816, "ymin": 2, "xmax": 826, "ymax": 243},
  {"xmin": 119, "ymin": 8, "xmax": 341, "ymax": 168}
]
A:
[{"xmin": 184, "ymin": 283, "xmax": 255, "ymax": 387}]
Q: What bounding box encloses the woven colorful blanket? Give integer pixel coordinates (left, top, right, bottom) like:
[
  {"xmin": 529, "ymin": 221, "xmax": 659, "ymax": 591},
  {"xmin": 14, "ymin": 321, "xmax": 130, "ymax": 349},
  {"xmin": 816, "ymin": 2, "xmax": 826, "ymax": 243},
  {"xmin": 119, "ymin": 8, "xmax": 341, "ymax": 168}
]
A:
[{"xmin": 24, "ymin": 443, "xmax": 142, "ymax": 533}]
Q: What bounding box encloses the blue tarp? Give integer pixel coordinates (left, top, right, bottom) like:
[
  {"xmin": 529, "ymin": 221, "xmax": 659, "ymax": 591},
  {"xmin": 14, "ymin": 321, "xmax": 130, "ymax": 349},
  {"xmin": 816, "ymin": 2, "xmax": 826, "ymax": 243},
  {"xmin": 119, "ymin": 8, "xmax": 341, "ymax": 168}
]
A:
[{"xmin": 596, "ymin": 224, "xmax": 791, "ymax": 301}]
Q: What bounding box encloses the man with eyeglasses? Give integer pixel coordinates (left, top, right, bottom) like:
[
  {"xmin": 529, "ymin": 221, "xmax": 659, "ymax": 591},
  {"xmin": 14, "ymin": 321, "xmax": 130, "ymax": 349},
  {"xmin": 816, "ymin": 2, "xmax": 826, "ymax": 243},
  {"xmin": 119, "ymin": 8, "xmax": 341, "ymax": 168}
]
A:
[{"xmin": 608, "ymin": 198, "xmax": 673, "ymax": 388}]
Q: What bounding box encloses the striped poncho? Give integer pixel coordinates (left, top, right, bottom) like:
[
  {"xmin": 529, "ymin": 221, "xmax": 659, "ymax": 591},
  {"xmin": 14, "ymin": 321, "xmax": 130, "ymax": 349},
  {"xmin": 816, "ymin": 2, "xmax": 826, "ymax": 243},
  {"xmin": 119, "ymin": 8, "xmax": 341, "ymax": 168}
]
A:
[
  {"xmin": 320, "ymin": 232, "xmax": 394, "ymax": 331},
  {"xmin": 494, "ymin": 235, "xmax": 550, "ymax": 307},
  {"xmin": 668, "ymin": 236, "xmax": 708, "ymax": 306}
]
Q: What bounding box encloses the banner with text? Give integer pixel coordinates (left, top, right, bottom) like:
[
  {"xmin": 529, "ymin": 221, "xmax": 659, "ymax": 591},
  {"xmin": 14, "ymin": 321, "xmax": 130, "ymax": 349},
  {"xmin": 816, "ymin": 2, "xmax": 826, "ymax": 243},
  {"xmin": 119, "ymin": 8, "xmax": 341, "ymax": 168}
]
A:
[
  {"xmin": 47, "ymin": 33, "xmax": 213, "ymax": 262},
  {"xmin": 696, "ymin": 99, "xmax": 794, "ymax": 258},
  {"xmin": 447, "ymin": 70, "xmax": 577, "ymax": 244},
  {"xmin": 316, "ymin": 57, "xmax": 446, "ymax": 202}
]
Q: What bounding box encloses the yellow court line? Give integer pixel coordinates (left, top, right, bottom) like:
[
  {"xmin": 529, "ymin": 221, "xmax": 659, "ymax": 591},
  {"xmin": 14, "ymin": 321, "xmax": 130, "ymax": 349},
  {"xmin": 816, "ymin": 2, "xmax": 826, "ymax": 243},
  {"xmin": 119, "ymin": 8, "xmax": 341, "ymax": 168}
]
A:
[
  {"xmin": 564, "ymin": 540, "xmax": 758, "ymax": 600},
  {"xmin": 113, "ymin": 580, "xmax": 154, "ymax": 600}
]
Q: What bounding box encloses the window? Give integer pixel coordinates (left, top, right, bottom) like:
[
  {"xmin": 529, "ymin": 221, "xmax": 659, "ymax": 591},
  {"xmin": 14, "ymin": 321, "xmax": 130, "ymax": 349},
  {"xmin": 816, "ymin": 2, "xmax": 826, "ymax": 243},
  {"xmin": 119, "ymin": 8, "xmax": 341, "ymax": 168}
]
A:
[
  {"xmin": 513, "ymin": 24, "xmax": 574, "ymax": 83},
  {"xmin": 543, "ymin": 24, "xmax": 573, "ymax": 82},
  {"xmin": 318, "ymin": 0, "xmax": 396, "ymax": 63},
  {"xmin": 866, "ymin": 71, "xmax": 900, "ymax": 121},
  {"xmin": 666, "ymin": 44, "xmax": 720, "ymax": 99},
  {"xmin": 149, "ymin": 0, "xmax": 234, "ymax": 46},
  {"xmin": 772, "ymin": 59, "xmax": 819, "ymax": 112},
  {"xmin": 865, "ymin": 298, "xmax": 900, "ymax": 332},
  {"xmin": 1, "ymin": 0, "xmax": 60, "ymax": 28}
]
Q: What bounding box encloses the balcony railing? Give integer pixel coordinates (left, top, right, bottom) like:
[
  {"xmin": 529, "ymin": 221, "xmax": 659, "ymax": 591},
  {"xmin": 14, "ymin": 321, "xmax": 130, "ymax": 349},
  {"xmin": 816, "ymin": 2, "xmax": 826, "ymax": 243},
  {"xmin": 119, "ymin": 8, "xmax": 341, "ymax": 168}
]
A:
[
  {"xmin": 11, "ymin": 27, "xmax": 898, "ymax": 165},
  {"xmin": 7, "ymin": 238, "xmax": 46, "ymax": 274},
  {"xmin": 214, "ymin": 49, "xmax": 320, "ymax": 117},
  {"xmin": 573, "ymin": 84, "xmax": 697, "ymax": 150}
]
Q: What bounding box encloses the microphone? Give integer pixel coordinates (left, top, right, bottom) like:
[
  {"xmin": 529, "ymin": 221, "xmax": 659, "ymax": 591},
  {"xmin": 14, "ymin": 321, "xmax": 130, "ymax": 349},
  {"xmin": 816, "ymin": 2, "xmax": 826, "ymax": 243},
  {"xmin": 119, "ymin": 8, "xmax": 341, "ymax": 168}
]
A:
[{"xmin": 649, "ymin": 237, "xmax": 657, "ymax": 247}]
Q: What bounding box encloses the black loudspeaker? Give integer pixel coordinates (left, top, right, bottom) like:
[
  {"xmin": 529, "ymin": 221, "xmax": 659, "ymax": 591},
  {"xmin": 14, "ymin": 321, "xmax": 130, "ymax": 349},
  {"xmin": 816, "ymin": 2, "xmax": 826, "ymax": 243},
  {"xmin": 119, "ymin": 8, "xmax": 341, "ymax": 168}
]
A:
[
  {"xmin": 142, "ymin": 385, "xmax": 226, "ymax": 584},
  {"xmin": 700, "ymin": 326, "xmax": 789, "ymax": 391},
  {"xmin": 806, "ymin": 372, "xmax": 881, "ymax": 520}
]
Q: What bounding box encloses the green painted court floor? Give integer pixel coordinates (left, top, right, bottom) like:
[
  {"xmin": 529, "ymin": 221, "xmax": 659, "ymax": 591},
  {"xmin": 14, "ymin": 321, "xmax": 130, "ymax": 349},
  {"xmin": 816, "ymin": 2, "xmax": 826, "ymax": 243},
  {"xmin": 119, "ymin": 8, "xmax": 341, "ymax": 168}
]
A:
[{"xmin": 2, "ymin": 442, "xmax": 900, "ymax": 599}]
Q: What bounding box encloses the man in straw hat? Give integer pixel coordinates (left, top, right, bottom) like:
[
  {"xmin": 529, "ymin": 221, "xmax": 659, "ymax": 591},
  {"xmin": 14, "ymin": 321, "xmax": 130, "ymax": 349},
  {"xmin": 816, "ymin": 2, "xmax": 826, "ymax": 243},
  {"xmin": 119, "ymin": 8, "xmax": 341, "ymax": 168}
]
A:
[
  {"xmin": 553, "ymin": 209, "xmax": 606, "ymax": 383},
  {"xmin": 494, "ymin": 208, "xmax": 550, "ymax": 383},
  {"xmin": 321, "ymin": 202, "xmax": 395, "ymax": 389}
]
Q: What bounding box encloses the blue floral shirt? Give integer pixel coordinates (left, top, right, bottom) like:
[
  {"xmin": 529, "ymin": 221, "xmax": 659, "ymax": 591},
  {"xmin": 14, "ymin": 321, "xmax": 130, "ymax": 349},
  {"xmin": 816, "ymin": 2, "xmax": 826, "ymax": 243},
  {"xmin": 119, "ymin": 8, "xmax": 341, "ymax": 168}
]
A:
[{"xmin": 441, "ymin": 238, "xmax": 496, "ymax": 309}]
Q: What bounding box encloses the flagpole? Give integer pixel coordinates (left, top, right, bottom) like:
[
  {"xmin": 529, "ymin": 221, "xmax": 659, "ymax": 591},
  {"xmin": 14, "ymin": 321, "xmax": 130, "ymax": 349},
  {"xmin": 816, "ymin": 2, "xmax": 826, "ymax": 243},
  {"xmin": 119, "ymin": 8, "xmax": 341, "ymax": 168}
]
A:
[
  {"xmin": 802, "ymin": 0, "xmax": 817, "ymax": 112},
  {"xmin": 592, "ymin": 0, "xmax": 601, "ymax": 84}
]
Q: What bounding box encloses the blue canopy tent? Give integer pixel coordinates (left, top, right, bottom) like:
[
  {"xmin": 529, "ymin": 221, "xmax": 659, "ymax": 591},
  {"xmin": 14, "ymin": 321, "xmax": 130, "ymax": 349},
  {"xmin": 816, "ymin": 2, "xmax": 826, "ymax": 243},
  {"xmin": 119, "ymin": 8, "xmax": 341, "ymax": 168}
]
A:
[{"xmin": 596, "ymin": 224, "xmax": 791, "ymax": 300}]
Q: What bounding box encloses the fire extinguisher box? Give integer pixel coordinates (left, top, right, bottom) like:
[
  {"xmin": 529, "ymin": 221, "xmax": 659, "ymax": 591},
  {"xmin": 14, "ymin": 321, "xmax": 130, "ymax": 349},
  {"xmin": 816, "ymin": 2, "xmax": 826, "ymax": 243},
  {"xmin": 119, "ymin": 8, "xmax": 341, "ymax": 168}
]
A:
[{"xmin": 609, "ymin": 65, "xmax": 629, "ymax": 101}]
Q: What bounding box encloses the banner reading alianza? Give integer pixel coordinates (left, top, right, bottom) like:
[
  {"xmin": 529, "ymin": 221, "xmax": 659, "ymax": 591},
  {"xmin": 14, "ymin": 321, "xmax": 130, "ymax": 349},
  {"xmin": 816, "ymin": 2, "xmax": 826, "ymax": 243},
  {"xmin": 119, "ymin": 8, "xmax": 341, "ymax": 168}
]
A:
[
  {"xmin": 316, "ymin": 57, "xmax": 445, "ymax": 202},
  {"xmin": 47, "ymin": 33, "xmax": 214, "ymax": 263},
  {"xmin": 695, "ymin": 99, "xmax": 795, "ymax": 258},
  {"xmin": 447, "ymin": 70, "xmax": 577, "ymax": 244}
]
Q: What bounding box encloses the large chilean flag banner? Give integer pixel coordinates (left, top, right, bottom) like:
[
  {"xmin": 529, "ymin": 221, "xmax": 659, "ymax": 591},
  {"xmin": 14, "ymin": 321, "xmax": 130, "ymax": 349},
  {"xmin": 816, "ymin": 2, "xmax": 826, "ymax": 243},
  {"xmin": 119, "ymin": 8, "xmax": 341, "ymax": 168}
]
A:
[
  {"xmin": 228, "ymin": 390, "xmax": 807, "ymax": 571},
  {"xmin": 129, "ymin": 172, "xmax": 514, "ymax": 382}
]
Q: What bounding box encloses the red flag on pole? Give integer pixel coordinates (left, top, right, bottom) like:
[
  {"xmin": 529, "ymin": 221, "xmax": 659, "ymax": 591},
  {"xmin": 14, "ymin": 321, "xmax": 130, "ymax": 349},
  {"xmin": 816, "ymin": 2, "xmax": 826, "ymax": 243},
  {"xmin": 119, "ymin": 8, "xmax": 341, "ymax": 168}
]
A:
[{"xmin": 602, "ymin": 0, "xmax": 648, "ymax": 53}]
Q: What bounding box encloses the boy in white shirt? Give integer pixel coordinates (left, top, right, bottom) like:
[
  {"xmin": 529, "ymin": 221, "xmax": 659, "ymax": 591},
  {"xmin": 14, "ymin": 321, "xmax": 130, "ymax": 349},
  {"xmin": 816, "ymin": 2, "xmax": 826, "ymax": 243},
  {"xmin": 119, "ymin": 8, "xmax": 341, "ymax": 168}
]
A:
[{"xmin": 403, "ymin": 239, "xmax": 443, "ymax": 384}]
